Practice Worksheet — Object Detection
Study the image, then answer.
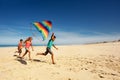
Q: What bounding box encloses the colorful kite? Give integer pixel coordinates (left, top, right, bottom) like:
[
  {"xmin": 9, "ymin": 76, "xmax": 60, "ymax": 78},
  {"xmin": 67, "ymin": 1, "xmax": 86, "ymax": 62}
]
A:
[{"xmin": 33, "ymin": 20, "xmax": 52, "ymax": 41}]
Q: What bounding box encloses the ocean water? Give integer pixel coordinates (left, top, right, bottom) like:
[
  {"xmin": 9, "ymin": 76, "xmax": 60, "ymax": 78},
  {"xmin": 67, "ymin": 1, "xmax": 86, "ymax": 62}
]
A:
[
  {"xmin": 0, "ymin": 44, "xmax": 44, "ymax": 47},
  {"xmin": 0, "ymin": 45, "xmax": 17, "ymax": 47}
]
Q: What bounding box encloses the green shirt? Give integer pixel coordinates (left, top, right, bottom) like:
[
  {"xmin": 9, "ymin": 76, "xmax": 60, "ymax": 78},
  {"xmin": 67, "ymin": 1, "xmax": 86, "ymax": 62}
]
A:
[{"xmin": 47, "ymin": 40, "xmax": 54, "ymax": 49}]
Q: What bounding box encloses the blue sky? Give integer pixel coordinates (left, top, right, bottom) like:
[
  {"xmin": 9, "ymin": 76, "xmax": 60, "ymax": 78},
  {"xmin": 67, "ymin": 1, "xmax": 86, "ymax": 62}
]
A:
[{"xmin": 0, "ymin": 0, "xmax": 120, "ymax": 45}]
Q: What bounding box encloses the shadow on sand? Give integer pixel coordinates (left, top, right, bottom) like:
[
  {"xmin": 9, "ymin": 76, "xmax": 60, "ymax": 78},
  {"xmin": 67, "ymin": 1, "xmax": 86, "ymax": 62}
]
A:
[
  {"xmin": 16, "ymin": 59, "xmax": 27, "ymax": 65},
  {"xmin": 13, "ymin": 55, "xmax": 27, "ymax": 65},
  {"xmin": 32, "ymin": 59, "xmax": 46, "ymax": 63}
]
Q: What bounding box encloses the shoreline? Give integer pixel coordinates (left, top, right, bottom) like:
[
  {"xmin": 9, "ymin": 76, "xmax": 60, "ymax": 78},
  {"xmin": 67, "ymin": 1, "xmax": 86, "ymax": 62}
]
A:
[{"xmin": 1, "ymin": 40, "xmax": 120, "ymax": 47}]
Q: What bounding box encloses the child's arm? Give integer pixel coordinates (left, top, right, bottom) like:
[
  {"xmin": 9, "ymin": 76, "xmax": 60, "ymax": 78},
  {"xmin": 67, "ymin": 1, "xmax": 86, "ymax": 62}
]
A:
[
  {"xmin": 51, "ymin": 33, "xmax": 54, "ymax": 39},
  {"xmin": 18, "ymin": 43, "xmax": 21, "ymax": 50},
  {"xmin": 31, "ymin": 43, "xmax": 34, "ymax": 51},
  {"xmin": 53, "ymin": 44, "xmax": 58, "ymax": 50}
]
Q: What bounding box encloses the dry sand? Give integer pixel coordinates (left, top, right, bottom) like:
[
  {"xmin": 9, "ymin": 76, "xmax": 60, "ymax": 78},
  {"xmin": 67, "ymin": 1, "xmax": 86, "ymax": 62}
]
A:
[{"xmin": 0, "ymin": 42, "xmax": 120, "ymax": 80}]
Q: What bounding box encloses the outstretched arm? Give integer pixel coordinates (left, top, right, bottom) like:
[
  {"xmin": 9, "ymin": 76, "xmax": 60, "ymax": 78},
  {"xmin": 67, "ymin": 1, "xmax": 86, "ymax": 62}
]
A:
[
  {"xmin": 53, "ymin": 44, "xmax": 58, "ymax": 50},
  {"xmin": 51, "ymin": 32, "xmax": 54, "ymax": 39}
]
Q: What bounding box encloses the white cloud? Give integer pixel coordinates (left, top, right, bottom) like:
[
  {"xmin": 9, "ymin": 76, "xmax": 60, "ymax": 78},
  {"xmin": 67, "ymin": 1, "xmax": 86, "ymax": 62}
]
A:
[{"xmin": 54, "ymin": 31, "xmax": 120, "ymax": 44}]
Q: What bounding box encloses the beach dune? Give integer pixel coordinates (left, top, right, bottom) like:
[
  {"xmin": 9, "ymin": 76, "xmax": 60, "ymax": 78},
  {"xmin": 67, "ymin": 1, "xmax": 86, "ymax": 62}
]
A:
[{"xmin": 0, "ymin": 42, "xmax": 120, "ymax": 80}]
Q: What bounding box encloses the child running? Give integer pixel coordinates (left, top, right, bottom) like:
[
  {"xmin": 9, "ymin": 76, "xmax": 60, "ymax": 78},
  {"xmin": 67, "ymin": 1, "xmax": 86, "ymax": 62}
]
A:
[
  {"xmin": 36, "ymin": 33, "xmax": 58, "ymax": 64},
  {"xmin": 21, "ymin": 37, "xmax": 34, "ymax": 60},
  {"xmin": 15, "ymin": 39, "xmax": 24, "ymax": 56}
]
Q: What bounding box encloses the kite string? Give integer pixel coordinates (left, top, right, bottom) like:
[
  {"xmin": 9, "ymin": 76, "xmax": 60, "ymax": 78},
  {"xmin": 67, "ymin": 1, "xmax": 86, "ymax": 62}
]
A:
[{"xmin": 30, "ymin": 25, "xmax": 46, "ymax": 46}]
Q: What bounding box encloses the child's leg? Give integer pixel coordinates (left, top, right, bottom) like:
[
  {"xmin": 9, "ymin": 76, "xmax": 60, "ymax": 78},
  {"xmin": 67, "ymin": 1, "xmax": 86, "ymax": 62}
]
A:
[
  {"xmin": 28, "ymin": 51, "xmax": 31, "ymax": 60},
  {"xmin": 51, "ymin": 53, "xmax": 55, "ymax": 64},
  {"xmin": 47, "ymin": 48, "xmax": 55, "ymax": 64},
  {"xmin": 18, "ymin": 49, "xmax": 22, "ymax": 56},
  {"xmin": 36, "ymin": 48, "xmax": 48, "ymax": 56},
  {"xmin": 21, "ymin": 50, "xmax": 28, "ymax": 58},
  {"xmin": 36, "ymin": 53, "xmax": 45, "ymax": 55}
]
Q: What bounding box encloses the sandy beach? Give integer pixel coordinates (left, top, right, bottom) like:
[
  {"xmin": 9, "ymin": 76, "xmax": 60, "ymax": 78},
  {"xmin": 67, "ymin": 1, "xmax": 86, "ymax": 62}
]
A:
[{"xmin": 0, "ymin": 42, "xmax": 120, "ymax": 80}]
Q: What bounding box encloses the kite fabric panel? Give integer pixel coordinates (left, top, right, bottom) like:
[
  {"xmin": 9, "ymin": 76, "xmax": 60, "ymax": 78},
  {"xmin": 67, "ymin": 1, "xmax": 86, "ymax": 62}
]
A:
[{"xmin": 33, "ymin": 20, "xmax": 52, "ymax": 40}]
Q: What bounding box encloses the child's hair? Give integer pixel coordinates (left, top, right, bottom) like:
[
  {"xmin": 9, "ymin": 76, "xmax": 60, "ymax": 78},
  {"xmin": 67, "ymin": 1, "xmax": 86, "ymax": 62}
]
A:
[
  {"xmin": 24, "ymin": 37, "xmax": 32, "ymax": 43},
  {"xmin": 20, "ymin": 39, "xmax": 23, "ymax": 41},
  {"xmin": 54, "ymin": 36, "xmax": 56, "ymax": 39},
  {"xmin": 51, "ymin": 36, "xmax": 56, "ymax": 40}
]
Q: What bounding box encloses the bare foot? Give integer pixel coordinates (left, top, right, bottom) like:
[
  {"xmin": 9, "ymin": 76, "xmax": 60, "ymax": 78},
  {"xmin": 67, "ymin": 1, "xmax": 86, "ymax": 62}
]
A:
[
  {"xmin": 29, "ymin": 59, "xmax": 32, "ymax": 62},
  {"xmin": 29, "ymin": 59, "xmax": 32, "ymax": 61},
  {"xmin": 52, "ymin": 62, "xmax": 56, "ymax": 64},
  {"xmin": 17, "ymin": 56, "xmax": 24, "ymax": 59}
]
